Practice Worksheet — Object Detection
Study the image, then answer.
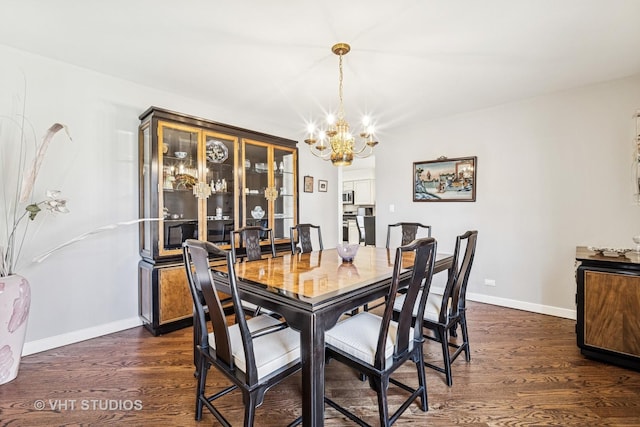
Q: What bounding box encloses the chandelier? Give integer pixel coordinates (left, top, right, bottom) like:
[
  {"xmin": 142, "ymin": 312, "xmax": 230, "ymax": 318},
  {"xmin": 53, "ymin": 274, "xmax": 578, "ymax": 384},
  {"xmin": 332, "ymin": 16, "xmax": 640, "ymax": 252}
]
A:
[{"xmin": 304, "ymin": 43, "xmax": 379, "ymax": 167}]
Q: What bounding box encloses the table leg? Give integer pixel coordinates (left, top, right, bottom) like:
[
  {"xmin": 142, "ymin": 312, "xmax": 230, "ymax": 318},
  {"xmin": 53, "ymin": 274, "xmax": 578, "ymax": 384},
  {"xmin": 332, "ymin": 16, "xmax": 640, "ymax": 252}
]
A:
[{"xmin": 300, "ymin": 313, "xmax": 325, "ymax": 427}]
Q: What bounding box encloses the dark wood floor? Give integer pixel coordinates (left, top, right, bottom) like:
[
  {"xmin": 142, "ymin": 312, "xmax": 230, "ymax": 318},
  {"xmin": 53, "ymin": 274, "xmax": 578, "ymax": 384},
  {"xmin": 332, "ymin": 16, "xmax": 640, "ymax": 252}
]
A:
[{"xmin": 1, "ymin": 301, "xmax": 640, "ymax": 426}]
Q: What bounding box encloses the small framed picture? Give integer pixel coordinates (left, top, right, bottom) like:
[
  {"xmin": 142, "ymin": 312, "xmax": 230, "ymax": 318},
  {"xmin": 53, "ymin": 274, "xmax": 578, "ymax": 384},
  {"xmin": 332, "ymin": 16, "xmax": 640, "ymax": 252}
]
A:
[
  {"xmin": 318, "ymin": 180, "xmax": 328, "ymax": 192},
  {"xmin": 304, "ymin": 175, "xmax": 314, "ymax": 193}
]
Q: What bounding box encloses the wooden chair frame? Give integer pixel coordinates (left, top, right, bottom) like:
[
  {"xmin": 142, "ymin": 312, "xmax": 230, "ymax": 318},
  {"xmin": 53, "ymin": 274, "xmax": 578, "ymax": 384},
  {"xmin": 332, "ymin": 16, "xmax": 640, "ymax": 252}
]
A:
[
  {"xmin": 385, "ymin": 222, "xmax": 432, "ymax": 248},
  {"xmin": 229, "ymin": 226, "xmax": 276, "ymax": 263},
  {"xmin": 182, "ymin": 240, "xmax": 301, "ymax": 427},
  {"xmin": 324, "ymin": 237, "xmax": 438, "ymax": 426},
  {"xmin": 290, "ymin": 223, "xmax": 323, "ymax": 254}
]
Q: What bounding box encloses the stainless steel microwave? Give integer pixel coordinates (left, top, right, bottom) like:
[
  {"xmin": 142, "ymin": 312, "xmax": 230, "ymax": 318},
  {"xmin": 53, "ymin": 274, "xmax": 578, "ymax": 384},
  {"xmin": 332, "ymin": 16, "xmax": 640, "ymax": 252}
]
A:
[{"xmin": 342, "ymin": 191, "xmax": 354, "ymax": 204}]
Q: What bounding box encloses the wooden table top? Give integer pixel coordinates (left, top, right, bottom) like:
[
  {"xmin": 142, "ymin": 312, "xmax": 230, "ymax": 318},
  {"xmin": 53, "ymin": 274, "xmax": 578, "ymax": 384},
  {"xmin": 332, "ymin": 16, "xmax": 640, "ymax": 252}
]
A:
[{"xmin": 214, "ymin": 246, "xmax": 453, "ymax": 302}]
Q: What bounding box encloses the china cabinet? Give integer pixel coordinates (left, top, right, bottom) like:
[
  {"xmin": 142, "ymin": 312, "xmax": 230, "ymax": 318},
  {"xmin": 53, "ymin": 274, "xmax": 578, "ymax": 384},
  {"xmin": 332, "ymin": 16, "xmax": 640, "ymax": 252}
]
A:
[{"xmin": 138, "ymin": 107, "xmax": 298, "ymax": 335}]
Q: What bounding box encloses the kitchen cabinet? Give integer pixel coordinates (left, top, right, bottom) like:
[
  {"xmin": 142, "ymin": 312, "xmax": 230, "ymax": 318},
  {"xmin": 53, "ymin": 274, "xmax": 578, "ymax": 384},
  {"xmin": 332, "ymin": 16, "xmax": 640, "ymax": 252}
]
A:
[
  {"xmin": 138, "ymin": 107, "xmax": 298, "ymax": 335},
  {"xmin": 575, "ymin": 246, "xmax": 640, "ymax": 371},
  {"xmin": 343, "ymin": 180, "xmax": 354, "ymax": 191},
  {"xmin": 347, "ymin": 219, "xmax": 360, "ymax": 245},
  {"xmin": 353, "ymin": 179, "xmax": 375, "ymax": 205}
]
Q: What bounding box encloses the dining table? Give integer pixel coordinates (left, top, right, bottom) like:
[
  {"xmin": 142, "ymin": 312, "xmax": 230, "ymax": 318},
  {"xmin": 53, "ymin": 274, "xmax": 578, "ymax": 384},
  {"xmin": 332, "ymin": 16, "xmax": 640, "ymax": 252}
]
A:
[{"xmin": 211, "ymin": 245, "xmax": 454, "ymax": 427}]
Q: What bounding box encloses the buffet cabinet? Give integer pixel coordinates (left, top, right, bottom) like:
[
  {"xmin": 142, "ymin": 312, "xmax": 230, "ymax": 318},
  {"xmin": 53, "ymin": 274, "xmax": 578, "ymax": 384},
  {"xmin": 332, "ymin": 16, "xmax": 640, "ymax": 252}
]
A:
[
  {"xmin": 138, "ymin": 107, "xmax": 298, "ymax": 335},
  {"xmin": 575, "ymin": 246, "xmax": 640, "ymax": 371}
]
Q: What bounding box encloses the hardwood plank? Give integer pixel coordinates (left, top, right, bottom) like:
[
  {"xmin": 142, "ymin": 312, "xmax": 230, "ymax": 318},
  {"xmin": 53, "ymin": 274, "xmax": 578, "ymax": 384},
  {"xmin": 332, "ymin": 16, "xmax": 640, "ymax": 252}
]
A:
[{"xmin": 1, "ymin": 302, "xmax": 640, "ymax": 426}]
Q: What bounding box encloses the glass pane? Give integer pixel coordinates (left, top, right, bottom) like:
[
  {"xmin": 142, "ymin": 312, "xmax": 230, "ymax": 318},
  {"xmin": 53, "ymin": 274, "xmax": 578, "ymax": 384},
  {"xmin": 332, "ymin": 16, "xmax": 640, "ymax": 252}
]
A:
[
  {"xmin": 244, "ymin": 142, "xmax": 269, "ymax": 233},
  {"xmin": 160, "ymin": 124, "xmax": 199, "ymax": 251},
  {"xmin": 204, "ymin": 132, "xmax": 236, "ymax": 245},
  {"xmin": 140, "ymin": 124, "xmax": 152, "ymax": 255},
  {"xmin": 273, "ymin": 148, "xmax": 296, "ymax": 239}
]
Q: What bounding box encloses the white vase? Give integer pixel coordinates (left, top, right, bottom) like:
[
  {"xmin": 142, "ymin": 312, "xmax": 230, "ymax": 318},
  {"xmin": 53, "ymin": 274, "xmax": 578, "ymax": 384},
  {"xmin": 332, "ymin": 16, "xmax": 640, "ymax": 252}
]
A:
[{"xmin": 0, "ymin": 274, "xmax": 31, "ymax": 385}]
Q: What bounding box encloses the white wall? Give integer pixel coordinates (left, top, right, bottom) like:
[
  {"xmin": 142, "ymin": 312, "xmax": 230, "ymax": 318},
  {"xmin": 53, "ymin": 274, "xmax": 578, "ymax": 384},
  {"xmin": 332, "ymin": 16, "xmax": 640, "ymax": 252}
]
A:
[
  {"xmin": 376, "ymin": 73, "xmax": 640, "ymax": 318},
  {"xmin": 0, "ymin": 44, "xmax": 337, "ymax": 354}
]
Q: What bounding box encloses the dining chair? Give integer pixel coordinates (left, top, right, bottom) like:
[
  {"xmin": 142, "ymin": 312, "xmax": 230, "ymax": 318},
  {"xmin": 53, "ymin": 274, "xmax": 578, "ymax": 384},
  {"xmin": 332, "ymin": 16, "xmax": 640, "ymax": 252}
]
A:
[
  {"xmin": 230, "ymin": 226, "xmax": 277, "ymax": 316},
  {"xmin": 393, "ymin": 230, "xmax": 478, "ymax": 386},
  {"xmin": 182, "ymin": 239, "xmax": 302, "ymax": 427},
  {"xmin": 229, "ymin": 226, "xmax": 276, "ymax": 263},
  {"xmin": 385, "ymin": 222, "xmax": 432, "ymax": 248},
  {"xmin": 362, "ymin": 221, "xmax": 430, "ymax": 313},
  {"xmin": 324, "ymin": 237, "xmax": 438, "ymax": 427},
  {"xmin": 290, "ymin": 223, "xmax": 323, "ymax": 253}
]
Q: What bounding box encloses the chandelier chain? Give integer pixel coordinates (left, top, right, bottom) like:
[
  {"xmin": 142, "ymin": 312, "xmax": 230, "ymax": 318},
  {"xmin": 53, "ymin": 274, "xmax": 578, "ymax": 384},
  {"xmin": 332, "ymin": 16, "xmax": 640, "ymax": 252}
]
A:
[{"xmin": 338, "ymin": 52, "xmax": 345, "ymax": 120}]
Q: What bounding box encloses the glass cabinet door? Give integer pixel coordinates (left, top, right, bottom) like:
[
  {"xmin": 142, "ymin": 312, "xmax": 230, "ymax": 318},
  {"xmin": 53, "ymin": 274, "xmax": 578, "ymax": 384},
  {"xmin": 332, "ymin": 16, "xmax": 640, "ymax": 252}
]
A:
[
  {"xmin": 241, "ymin": 139, "xmax": 297, "ymax": 242},
  {"xmin": 273, "ymin": 146, "xmax": 297, "ymax": 240},
  {"xmin": 203, "ymin": 131, "xmax": 237, "ymax": 246},
  {"xmin": 158, "ymin": 121, "xmax": 200, "ymax": 256},
  {"xmin": 242, "ymin": 140, "xmax": 270, "ymax": 230}
]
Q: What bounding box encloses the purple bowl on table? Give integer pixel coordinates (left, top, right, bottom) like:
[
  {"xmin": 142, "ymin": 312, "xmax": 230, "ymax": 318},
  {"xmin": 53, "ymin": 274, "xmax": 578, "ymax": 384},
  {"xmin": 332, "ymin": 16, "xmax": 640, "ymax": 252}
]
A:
[{"xmin": 336, "ymin": 243, "xmax": 360, "ymax": 263}]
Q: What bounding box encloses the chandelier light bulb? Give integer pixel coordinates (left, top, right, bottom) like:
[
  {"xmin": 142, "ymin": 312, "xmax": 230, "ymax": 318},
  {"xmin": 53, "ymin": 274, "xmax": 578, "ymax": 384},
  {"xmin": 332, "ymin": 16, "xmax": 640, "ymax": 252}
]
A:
[{"xmin": 326, "ymin": 114, "xmax": 335, "ymax": 125}]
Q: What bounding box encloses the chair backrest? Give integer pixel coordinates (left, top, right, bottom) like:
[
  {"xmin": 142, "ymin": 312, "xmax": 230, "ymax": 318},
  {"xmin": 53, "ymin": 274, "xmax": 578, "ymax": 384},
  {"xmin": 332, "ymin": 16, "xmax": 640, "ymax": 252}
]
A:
[
  {"xmin": 182, "ymin": 239, "xmax": 262, "ymax": 385},
  {"xmin": 438, "ymin": 230, "xmax": 478, "ymax": 323},
  {"xmin": 230, "ymin": 226, "xmax": 276, "ymax": 263},
  {"xmin": 386, "ymin": 222, "xmax": 432, "ymax": 248},
  {"xmin": 375, "ymin": 237, "xmax": 437, "ymax": 369},
  {"xmin": 290, "ymin": 223, "xmax": 323, "ymax": 253}
]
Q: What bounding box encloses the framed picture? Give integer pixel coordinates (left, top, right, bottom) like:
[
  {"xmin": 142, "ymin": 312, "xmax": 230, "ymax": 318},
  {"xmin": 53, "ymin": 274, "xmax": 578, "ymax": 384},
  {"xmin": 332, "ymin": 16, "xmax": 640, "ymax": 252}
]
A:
[
  {"xmin": 413, "ymin": 156, "xmax": 477, "ymax": 202},
  {"xmin": 304, "ymin": 175, "xmax": 314, "ymax": 193},
  {"xmin": 318, "ymin": 180, "xmax": 328, "ymax": 192}
]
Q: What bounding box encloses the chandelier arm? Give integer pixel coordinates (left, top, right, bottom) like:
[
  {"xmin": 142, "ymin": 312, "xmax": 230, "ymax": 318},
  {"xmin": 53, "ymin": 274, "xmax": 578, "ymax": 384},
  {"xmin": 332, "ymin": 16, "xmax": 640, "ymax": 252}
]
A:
[
  {"xmin": 353, "ymin": 145, "xmax": 373, "ymax": 158},
  {"xmin": 309, "ymin": 148, "xmax": 332, "ymax": 159}
]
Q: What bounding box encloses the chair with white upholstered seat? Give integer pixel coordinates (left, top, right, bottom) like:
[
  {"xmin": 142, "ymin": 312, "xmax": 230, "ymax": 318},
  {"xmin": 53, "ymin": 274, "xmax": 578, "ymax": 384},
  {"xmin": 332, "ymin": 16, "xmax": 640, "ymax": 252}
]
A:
[
  {"xmin": 182, "ymin": 239, "xmax": 301, "ymax": 427},
  {"xmin": 393, "ymin": 230, "xmax": 478, "ymax": 387},
  {"xmin": 324, "ymin": 237, "xmax": 438, "ymax": 426}
]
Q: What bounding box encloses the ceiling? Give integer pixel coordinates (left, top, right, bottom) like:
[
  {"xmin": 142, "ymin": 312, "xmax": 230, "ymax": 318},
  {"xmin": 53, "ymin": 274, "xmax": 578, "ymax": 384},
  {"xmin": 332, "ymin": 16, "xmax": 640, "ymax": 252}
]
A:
[{"xmin": 1, "ymin": 0, "xmax": 640, "ymax": 141}]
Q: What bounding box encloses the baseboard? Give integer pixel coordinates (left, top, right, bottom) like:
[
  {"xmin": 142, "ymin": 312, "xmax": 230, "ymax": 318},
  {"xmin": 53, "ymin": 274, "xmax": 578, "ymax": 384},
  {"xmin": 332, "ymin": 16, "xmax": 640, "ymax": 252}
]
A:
[
  {"xmin": 22, "ymin": 317, "xmax": 143, "ymax": 356},
  {"xmin": 21, "ymin": 291, "xmax": 577, "ymax": 356},
  {"xmin": 430, "ymin": 287, "xmax": 577, "ymax": 321}
]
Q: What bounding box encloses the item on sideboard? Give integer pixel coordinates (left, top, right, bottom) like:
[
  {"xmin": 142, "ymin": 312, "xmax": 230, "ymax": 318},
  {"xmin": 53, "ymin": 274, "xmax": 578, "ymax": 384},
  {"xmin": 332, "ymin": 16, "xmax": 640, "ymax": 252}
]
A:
[
  {"xmin": 633, "ymin": 235, "xmax": 640, "ymax": 253},
  {"xmin": 251, "ymin": 206, "xmax": 265, "ymax": 219},
  {"xmin": 215, "ymin": 207, "xmax": 222, "ymax": 219},
  {"xmin": 587, "ymin": 246, "xmax": 631, "ymax": 257},
  {"xmin": 174, "ymin": 151, "xmax": 187, "ymax": 159},
  {"xmin": 336, "ymin": 243, "xmax": 360, "ymax": 263}
]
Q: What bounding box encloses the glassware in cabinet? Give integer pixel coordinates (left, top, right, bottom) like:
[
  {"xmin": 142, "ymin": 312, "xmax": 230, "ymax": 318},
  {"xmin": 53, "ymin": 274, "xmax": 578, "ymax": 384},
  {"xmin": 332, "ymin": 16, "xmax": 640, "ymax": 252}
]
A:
[
  {"xmin": 158, "ymin": 123, "xmax": 200, "ymax": 255},
  {"xmin": 204, "ymin": 131, "xmax": 237, "ymax": 246}
]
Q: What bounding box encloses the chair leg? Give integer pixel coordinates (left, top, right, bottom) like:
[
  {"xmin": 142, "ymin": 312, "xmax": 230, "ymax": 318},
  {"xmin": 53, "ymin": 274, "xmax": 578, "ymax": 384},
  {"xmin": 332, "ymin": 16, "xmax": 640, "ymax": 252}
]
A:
[
  {"xmin": 244, "ymin": 399, "xmax": 256, "ymax": 427},
  {"xmin": 449, "ymin": 320, "xmax": 458, "ymax": 337},
  {"xmin": 416, "ymin": 353, "xmax": 428, "ymax": 411},
  {"xmin": 459, "ymin": 313, "xmax": 471, "ymax": 362},
  {"xmin": 439, "ymin": 327, "xmax": 453, "ymax": 387},
  {"xmin": 195, "ymin": 361, "xmax": 208, "ymax": 421},
  {"xmin": 373, "ymin": 376, "xmax": 391, "ymax": 427},
  {"xmin": 242, "ymin": 388, "xmax": 266, "ymax": 427}
]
